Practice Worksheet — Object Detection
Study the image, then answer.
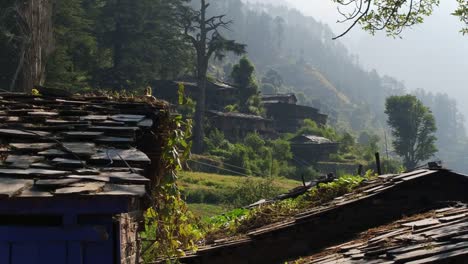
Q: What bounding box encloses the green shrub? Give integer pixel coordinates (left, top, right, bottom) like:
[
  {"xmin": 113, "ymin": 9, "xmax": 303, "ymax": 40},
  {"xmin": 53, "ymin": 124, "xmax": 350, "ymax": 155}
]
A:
[{"xmin": 228, "ymin": 177, "xmax": 282, "ymax": 208}]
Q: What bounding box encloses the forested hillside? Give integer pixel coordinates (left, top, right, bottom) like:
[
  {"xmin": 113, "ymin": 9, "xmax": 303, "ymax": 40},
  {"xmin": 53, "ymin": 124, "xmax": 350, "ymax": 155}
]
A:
[
  {"xmin": 1, "ymin": 0, "xmax": 467, "ymax": 171},
  {"xmin": 205, "ymin": 0, "xmax": 468, "ymax": 172}
]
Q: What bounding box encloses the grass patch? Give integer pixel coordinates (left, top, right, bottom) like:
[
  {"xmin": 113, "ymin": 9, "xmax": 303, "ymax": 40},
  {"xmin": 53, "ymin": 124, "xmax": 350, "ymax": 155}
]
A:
[
  {"xmin": 179, "ymin": 171, "xmax": 302, "ymax": 205},
  {"xmin": 203, "ymin": 172, "xmax": 377, "ymax": 243},
  {"xmin": 187, "ymin": 203, "xmax": 227, "ymax": 218}
]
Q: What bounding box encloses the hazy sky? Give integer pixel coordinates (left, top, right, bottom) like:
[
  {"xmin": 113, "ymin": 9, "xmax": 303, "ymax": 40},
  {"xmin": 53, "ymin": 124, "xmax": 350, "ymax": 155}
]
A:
[{"xmin": 281, "ymin": 0, "xmax": 468, "ymax": 117}]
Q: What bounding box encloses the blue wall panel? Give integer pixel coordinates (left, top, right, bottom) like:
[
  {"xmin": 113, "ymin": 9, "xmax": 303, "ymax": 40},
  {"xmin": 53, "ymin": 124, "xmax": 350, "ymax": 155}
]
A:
[
  {"xmin": 0, "ymin": 243, "xmax": 10, "ymax": 263},
  {"xmin": 0, "ymin": 221, "xmax": 117, "ymax": 263}
]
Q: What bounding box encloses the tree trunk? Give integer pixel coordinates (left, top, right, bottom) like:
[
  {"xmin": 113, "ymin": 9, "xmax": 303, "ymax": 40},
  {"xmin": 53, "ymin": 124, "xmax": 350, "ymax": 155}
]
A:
[
  {"xmin": 192, "ymin": 0, "xmax": 208, "ymax": 154},
  {"xmin": 193, "ymin": 69, "xmax": 207, "ymax": 153},
  {"xmin": 15, "ymin": 0, "xmax": 54, "ymax": 92}
]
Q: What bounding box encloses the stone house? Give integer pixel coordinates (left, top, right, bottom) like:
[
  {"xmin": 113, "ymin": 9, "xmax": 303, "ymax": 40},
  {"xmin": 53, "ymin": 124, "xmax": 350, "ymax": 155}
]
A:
[
  {"xmin": 0, "ymin": 92, "xmax": 171, "ymax": 264},
  {"xmin": 290, "ymin": 134, "xmax": 339, "ymax": 164},
  {"xmin": 207, "ymin": 111, "xmax": 275, "ymax": 140},
  {"xmin": 262, "ymin": 93, "xmax": 328, "ymax": 133}
]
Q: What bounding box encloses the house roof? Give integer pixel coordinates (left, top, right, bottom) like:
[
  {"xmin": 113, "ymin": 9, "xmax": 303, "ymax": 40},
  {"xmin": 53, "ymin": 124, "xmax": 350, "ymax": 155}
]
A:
[
  {"xmin": 299, "ymin": 204, "xmax": 468, "ymax": 264},
  {"xmin": 0, "ymin": 92, "xmax": 167, "ymax": 200},
  {"xmin": 291, "ymin": 134, "xmax": 336, "ymax": 144},
  {"xmin": 207, "ymin": 110, "xmax": 270, "ymax": 121},
  {"xmin": 181, "ymin": 169, "xmax": 468, "ymax": 264},
  {"xmin": 261, "ymin": 93, "xmax": 297, "ymax": 104}
]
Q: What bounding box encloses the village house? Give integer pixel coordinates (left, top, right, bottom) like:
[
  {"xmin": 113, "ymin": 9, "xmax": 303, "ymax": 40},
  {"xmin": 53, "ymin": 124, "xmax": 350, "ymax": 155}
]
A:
[
  {"xmin": 206, "ymin": 110, "xmax": 275, "ymax": 140},
  {"xmin": 0, "ymin": 92, "xmax": 171, "ymax": 264},
  {"xmin": 289, "ymin": 134, "xmax": 339, "ymax": 164},
  {"xmin": 152, "ymin": 79, "xmax": 238, "ymax": 110},
  {"xmin": 262, "ymin": 93, "xmax": 328, "ymax": 133},
  {"xmin": 180, "ymin": 168, "xmax": 468, "ymax": 264}
]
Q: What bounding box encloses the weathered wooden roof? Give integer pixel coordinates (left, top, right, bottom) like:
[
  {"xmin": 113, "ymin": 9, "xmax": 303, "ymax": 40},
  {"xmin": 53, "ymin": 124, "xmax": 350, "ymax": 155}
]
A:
[
  {"xmin": 207, "ymin": 110, "xmax": 271, "ymax": 121},
  {"xmin": 0, "ymin": 93, "xmax": 166, "ymax": 199},
  {"xmin": 181, "ymin": 169, "xmax": 468, "ymax": 264},
  {"xmin": 290, "ymin": 134, "xmax": 336, "ymax": 144},
  {"xmin": 300, "ymin": 204, "xmax": 468, "ymax": 264},
  {"xmin": 261, "ymin": 93, "xmax": 298, "ymax": 104}
]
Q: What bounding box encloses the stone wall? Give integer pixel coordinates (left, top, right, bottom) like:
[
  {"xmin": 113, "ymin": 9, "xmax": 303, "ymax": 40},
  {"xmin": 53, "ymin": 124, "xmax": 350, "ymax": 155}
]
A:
[{"xmin": 120, "ymin": 211, "xmax": 143, "ymax": 264}]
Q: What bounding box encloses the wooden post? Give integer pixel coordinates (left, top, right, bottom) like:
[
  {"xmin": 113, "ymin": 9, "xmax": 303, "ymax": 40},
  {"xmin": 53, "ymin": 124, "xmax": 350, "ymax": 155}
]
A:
[
  {"xmin": 375, "ymin": 152, "xmax": 382, "ymax": 175},
  {"xmin": 357, "ymin": 164, "xmax": 363, "ymax": 176}
]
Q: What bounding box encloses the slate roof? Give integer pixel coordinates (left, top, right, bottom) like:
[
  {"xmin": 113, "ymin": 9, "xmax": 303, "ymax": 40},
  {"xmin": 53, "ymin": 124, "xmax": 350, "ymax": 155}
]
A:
[
  {"xmin": 207, "ymin": 110, "xmax": 270, "ymax": 121},
  {"xmin": 0, "ymin": 92, "xmax": 166, "ymax": 199},
  {"xmin": 261, "ymin": 93, "xmax": 298, "ymax": 104},
  {"xmin": 181, "ymin": 169, "xmax": 468, "ymax": 264},
  {"xmin": 291, "ymin": 134, "xmax": 336, "ymax": 144},
  {"xmin": 300, "ymin": 205, "xmax": 468, "ymax": 264}
]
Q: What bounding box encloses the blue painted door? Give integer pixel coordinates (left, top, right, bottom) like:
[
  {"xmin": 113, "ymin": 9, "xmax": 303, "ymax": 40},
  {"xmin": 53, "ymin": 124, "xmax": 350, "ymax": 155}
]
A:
[{"xmin": 0, "ymin": 225, "xmax": 115, "ymax": 264}]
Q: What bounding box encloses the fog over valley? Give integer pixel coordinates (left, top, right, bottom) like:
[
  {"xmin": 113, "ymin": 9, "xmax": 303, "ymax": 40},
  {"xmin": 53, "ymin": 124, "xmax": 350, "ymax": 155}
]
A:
[{"xmin": 248, "ymin": 0, "xmax": 468, "ymax": 119}]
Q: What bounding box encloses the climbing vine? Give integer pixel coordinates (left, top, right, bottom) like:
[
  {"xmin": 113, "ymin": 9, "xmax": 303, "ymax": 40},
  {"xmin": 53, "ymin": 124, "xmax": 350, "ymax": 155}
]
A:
[{"xmin": 141, "ymin": 84, "xmax": 202, "ymax": 263}]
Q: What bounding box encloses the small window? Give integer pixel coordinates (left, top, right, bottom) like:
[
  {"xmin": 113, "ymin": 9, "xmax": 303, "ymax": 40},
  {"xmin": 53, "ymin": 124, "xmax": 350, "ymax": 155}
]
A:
[{"xmin": 0, "ymin": 215, "xmax": 62, "ymax": 226}]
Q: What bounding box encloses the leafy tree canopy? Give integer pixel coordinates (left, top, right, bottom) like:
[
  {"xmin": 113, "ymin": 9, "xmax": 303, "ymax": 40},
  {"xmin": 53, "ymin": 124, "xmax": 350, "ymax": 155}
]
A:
[
  {"xmin": 231, "ymin": 56, "xmax": 263, "ymax": 114},
  {"xmin": 333, "ymin": 0, "xmax": 468, "ymax": 38},
  {"xmin": 385, "ymin": 95, "xmax": 437, "ymax": 169}
]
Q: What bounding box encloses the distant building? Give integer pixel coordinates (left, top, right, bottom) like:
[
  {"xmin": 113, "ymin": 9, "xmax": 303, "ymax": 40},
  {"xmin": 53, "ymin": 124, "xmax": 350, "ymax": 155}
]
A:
[
  {"xmin": 207, "ymin": 111, "xmax": 275, "ymax": 140},
  {"xmin": 262, "ymin": 93, "xmax": 328, "ymax": 133},
  {"xmin": 290, "ymin": 134, "xmax": 339, "ymax": 164},
  {"xmin": 261, "ymin": 93, "xmax": 298, "ymax": 104},
  {"xmin": 152, "ymin": 79, "xmax": 238, "ymax": 110}
]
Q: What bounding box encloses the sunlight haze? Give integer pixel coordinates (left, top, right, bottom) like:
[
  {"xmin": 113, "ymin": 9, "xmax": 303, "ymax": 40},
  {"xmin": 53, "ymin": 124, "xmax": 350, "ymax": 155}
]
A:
[{"xmin": 254, "ymin": 0, "xmax": 468, "ymax": 117}]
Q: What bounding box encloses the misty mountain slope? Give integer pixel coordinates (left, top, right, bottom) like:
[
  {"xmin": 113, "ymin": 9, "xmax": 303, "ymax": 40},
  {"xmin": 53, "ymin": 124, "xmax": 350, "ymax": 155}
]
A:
[
  {"xmin": 210, "ymin": 0, "xmax": 400, "ymax": 131},
  {"xmin": 205, "ymin": 0, "xmax": 468, "ymax": 172},
  {"xmin": 276, "ymin": 63, "xmax": 351, "ymax": 105}
]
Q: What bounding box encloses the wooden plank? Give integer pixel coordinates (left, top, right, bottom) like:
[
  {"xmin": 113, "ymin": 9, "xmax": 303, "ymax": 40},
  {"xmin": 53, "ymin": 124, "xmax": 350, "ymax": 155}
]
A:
[
  {"xmin": 18, "ymin": 186, "xmax": 54, "ymax": 197},
  {"xmin": 54, "ymin": 182, "xmax": 105, "ymax": 195},
  {"xmin": 0, "ymin": 243, "xmax": 9, "ymax": 263},
  {"xmin": 45, "ymin": 119, "xmax": 89, "ymax": 125},
  {"xmin": 138, "ymin": 118, "xmax": 153, "ymax": 127},
  {"xmin": 30, "ymin": 162, "xmax": 54, "ymax": 169},
  {"xmin": 52, "ymin": 158, "xmax": 86, "ymax": 168},
  {"xmin": 27, "ymin": 111, "xmax": 59, "ymax": 117},
  {"xmin": 38, "ymin": 149, "xmax": 67, "ymax": 157},
  {"xmin": 401, "ymin": 170, "xmax": 438, "ymax": 182},
  {"xmin": 91, "ymin": 148, "xmax": 150, "ymax": 165},
  {"xmin": 0, "ymin": 168, "xmax": 69, "ymax": 178},
  {"xmin": 95, "ymin": 136, "xmax": 135, "ymax": 144},
  {"xmin": 0, "ymin": 226, "xmax": 108, "ymax": 242},
  {"xmin": 92, "ymin": 120, "xmax": 125, "ymax": 126},
  {"xmin": 11, "ymin": 242, "xmax": 38, "ymax": 263},
  {"xmin": 38, "ymin": 242, "xmax": 67, "ymax": 264},
  {"xmin": 67, "ymin": 175, "xmax": 110, "ymax": 182},
  {"xmin": 5, "ymin": 155, "xmax": 44, "ymax": 169},
  {"xmin": 63, "ymin": 131, "xmax": 104, "ymax": 139},
  {"xmin": 35, "ymin": 179, "xmax": 82, "ymax": 188},
  {"xmin": 110, "ymin": 114, "xmax": 145, "ymax": 123},
  {"xmin": 0, "ymin": 178, "xmax": 33, "ymax": 198},
  {"xmin": 80, "ymin": 115, "xmax": 108, "ymax": 121},
  {"xmin": 89, "ymin": 126, "xmax": 139, "ymax": 135},
  {"xmin": 98, "ymin": 184, "xmax": 146, "ymax": 196},
  {"xmin": 439, "ymin": 214, "xmax": 466, "ymax": 223},
  {"xmin": 392, "ymin": 241, "xmax": 468, "ymax": 263},
  {"xmin": 0, "ymin": 129, "xmax": 50, "ymax": 138},
  {"xmin": 73, "ymin": 168, "xmax": 100, "ymax": 175},
  {"xmin": 62, "ymin": 142, "xmax": 96, "ymax": 156},
  {"xmin": 101, "ymin": 171, "xmax": 150, "ymax": 184},
  {"xmin": 10, "ymin": 142, "xmax": 55, "ymax": 151},
  {"xmin": 402, "ymin": 218, "xmax": 440, "ymax": 229},
  {"xmin": 405, "ymin": 247, "xmax": 468, "ymax": 264}
]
